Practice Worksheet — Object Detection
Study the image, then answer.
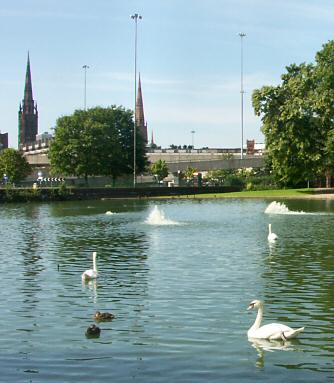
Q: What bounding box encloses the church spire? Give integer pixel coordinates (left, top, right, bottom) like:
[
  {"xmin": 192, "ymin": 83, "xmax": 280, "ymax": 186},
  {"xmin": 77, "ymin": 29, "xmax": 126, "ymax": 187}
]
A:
[
  {"xmin": 151, "ymin": 130, "xmax": 154, "ymax": 146},
  {"xmin": 135, "ymin": 73, "xmax": 148, "ymax": 143},
  {"xmin": 18, "ymin": 52, "xmax": 38, "ymax": 147},
  {"xmin": 24, "ymin": 52, "xmax": 34, "ymax": 106}
]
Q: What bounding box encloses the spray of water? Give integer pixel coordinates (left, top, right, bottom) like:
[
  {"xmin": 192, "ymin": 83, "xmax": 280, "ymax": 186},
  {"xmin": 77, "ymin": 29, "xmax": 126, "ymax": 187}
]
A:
[
  {"xmin": 145, "ymin": 205, "xmax": 178, "ymax": 225},
  {"xmin": 265, "ymin": 201, "xmax": 306, "ymax": 215}
]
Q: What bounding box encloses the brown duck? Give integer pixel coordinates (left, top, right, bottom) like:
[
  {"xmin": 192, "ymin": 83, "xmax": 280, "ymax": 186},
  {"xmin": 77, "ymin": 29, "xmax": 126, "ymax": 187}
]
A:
[{"xmin": 94, "ymin": 311, "xmax": 115, "ymax": 322}]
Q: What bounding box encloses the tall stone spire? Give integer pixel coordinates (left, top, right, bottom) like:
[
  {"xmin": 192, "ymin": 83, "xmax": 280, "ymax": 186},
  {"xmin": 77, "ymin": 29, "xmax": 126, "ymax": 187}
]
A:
[
  {"xmin": 24, "ymin": 52, "xmax": 33, "ymax": 108},
  {"xmin": 150, "ymin": 130, "xmax": 154, "ymax": 146},
  {"xmin": 18, "ymin": 52, "xmax": 38, "ymax": 147},
  {"xmin": 135, "ymin": 74, "xmax": 148, "ymax": 143}
]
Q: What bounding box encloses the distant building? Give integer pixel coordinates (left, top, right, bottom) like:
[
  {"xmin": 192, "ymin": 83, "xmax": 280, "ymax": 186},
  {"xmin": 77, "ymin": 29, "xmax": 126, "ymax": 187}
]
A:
[
  {"xmin": 135, "ymin": 74, "xmax": 148, "ymax": 144},
  {"xmin": 247, "ymin": 139, "xmax": 265, "ymax": 156},
  {"xmin": 0, "ymin": 132, "xmax": 8, "ymax": 150},
  {"xmin": 18, "ymin": 53, "xmax": 38, "ymax": 148},
  {"xmin": 36, "ymin": 132, "xmax": 53, "ymax": 142},
  {"xmin": 246, "ymin": 140, "xmax": 255, "ymax": 155}
]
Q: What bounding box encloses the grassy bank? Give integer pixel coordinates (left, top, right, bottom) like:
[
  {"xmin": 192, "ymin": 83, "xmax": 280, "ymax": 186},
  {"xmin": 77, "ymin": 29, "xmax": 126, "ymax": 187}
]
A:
[
  {"xmin": 159, "ymin": 188, "xmax": 322, "ymax": 199},
  {"xmin": 1, "ymin": 186, "xmax": 332, "ymax": 203}
]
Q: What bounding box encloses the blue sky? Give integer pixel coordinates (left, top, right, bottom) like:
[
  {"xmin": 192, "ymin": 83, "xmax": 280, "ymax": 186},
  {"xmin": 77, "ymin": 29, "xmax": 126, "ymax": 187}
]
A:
[{"xmin": 1, "ymin": 0, "xmax": 334, "ymax": 149}]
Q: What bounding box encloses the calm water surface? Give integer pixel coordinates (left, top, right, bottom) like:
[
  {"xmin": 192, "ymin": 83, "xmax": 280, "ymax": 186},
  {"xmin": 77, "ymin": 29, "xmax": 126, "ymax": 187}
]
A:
[{"xmin": 0, "ymin": 198, "xmax": 334, "ymax": 382}]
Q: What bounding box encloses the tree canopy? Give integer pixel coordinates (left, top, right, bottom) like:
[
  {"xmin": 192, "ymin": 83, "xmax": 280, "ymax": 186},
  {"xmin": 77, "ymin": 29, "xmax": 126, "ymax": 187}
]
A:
[
  {"xmin": 252, "ymin": 40, "xmax": 334, "ymax": 186},
  {"xmin": 150, "ymin": 159, "xmax": 169, "ymax": 182},
  {"xmin": 184, "ymin": 166, "xmax": 197, "ymax": 181},
  {"xmin": 49, "ymin": 106, "xmax": 148, "ymax": 182},
  {"xmin": 0, "ymin": 148, "xmax": 31, "ymax": 184}
]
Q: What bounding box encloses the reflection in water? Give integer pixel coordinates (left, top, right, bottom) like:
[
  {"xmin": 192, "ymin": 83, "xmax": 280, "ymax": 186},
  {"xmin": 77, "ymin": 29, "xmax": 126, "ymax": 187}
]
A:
[
  {"xmin": 249, "ymin": 337, "xmax": 299, "ymax": 369},
  {"xmin": 49, "ymin": 203, "xmax": 152, "ymax": 344},
  {"xmin": 19, "ymin": 205, "xmax": 45, "ymax": 313},
  {"xmin": 261, "ymin": 209, "xmax": 334, "ymax": 375},
  {"xmin": 1, "ymin": 199, "xmax": 334, "ymax": 382},
  {"xmin": 48, "ymin": 199, "xmax": 150, "ymax": 218},
  {"xmin": 82, "ymin": 279, "xmax": 97, "ymax": 303},
  {"xmin": 268, "ymin": 240, "xmax": 278, "ymax": 255}
]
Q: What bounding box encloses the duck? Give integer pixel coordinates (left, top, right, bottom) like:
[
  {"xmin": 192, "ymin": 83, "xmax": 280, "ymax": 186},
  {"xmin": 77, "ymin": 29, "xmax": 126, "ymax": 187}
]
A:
[
  {"xmin": 94, "ymin": 311, "xmax": 115, "ymax": 321},
  {"xmin": 247, "ymin": 299, "xmax": 304, "ymax": 340},
  {"xmin": 81, "ymin": 252, "xmax": 98, "ymax": 281},
  {"xmin": 85, "ymin": 324, "xmax": 101, "ymax": 338},
  {"xmin": 267, "ymin": 223, "xmax": 278, "ymax": 242}
]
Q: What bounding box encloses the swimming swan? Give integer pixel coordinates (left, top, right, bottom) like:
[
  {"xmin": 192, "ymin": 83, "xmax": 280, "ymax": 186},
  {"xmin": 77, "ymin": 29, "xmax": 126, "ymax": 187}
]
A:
[
  {"xmin": 267, "ymin": 224, "xmax": 278, "ymax": 242},
  {"xmin": 82, "ymin": 252, "xmax": 98, "ymax": 281},
  {"xmin": 247, "ymin": 300, "xmax": 304, "ymax": 340}
]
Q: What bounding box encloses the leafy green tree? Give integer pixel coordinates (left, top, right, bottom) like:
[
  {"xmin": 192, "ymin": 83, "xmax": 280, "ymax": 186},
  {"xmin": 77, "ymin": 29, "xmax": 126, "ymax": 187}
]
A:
[
  {"xmin": 314, "ymin": 41, "xmax": 334, "ymax": 125},
  {"xmin": 253, "ymin": 63, "xmax": 324, "ymax": 186},
  {"xmin": 325, "ymin": 129, "xmax": 334, "ymax": 167},
  {"xmin": 204, "ymin": 169, "xmax": 232, "ymax": 185},
  {"xmin": 49, "ymin": 106, "xmax": 148, "ymax": 184},
  {"xmin": 253, "ymin": 40, "xmax": 334, "ymax": 187},
  {"xmin": 313, "ymin": 40, "xmax": 334, "ymax": 182},
  {"xmin": 0, "ymin": 148, "xmax": 31, "ymax": 184},
  {"xmin": 324, "ymin": 128, "xmax": 334, "ymax": 186},
  {"xmin": 184, "ymin": 166, "xmax": 197, "ymax": 185},
  {"xmin": 150, "ymin": 159, "xmax": 169, "ymax": 182}
]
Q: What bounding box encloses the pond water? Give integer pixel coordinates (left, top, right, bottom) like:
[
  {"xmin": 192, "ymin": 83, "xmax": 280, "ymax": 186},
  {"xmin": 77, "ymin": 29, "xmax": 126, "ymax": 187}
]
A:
[{"xmin": 0, "ymin": 198, "xmax": 334, "ymax": 382}]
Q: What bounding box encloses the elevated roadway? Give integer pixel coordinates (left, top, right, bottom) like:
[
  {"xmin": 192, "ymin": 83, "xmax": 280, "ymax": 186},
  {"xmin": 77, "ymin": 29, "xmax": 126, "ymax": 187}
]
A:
[{"xmin": 23, "ymin": 147, "xmax": 265, "ymax": 172}]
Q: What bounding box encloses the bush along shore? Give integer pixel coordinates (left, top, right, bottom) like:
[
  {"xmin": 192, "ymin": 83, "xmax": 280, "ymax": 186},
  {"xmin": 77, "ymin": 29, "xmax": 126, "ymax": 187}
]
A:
[
  {"xmin": 0, "ymin": 184, "xmax": 74, "ymax": 203},
  {"xmin": 1, "ymin": 185, "xmax": 333, "ymax": 203},
  {"xmin": 0, "ymin": 185, "xmax": 242, "ymax": 203}
]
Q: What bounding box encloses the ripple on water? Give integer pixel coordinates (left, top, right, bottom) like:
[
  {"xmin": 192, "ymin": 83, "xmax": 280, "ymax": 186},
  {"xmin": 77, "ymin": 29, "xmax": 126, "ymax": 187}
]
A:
[{"xmin": 0, "ymin": 199, "xmax": 333, "ymax": 382}]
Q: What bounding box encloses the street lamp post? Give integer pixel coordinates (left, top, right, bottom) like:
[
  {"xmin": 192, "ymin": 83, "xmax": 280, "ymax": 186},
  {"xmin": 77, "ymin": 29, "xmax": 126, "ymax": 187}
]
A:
[
  {"xmin": 191, "ymin": 130, "xmax": 195, "ymax": 149},
  {"xmin": 82, "ymin": 65, "xmax": 89, "ymax": 110},
  {"xmin": 131, "ymin": 13, "xmax": 142, "ymax": 188},
  {"xmin": 238, "ymin": 32, "xmax": 246, "ymax": 160}
]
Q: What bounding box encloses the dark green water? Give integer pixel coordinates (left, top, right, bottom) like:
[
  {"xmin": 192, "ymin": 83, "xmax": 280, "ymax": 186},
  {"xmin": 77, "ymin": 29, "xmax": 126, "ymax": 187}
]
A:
[{"xmin": 0, "ymin": 198, "xmax": 334, "ymax": 382}]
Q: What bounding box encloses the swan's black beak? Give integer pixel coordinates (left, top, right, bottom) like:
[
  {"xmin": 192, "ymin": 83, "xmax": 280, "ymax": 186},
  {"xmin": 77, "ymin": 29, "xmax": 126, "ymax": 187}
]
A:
[{"xmin": 247, "ymin": 303, "xmax": 255, "ymax": 310}]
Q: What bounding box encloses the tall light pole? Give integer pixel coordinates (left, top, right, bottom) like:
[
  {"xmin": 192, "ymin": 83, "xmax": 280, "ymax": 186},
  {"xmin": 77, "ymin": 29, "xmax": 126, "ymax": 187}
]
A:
[
  {"xmin": 82, "ymin": 65, "xmax": 89, "ymax": 110},
  {"xmin": 131, "ymin": 13, "xmax": 142, "ymax": 188},
  {"xmin": 238, "ymin": 32, "xmax": 246, "ymax": 159},
  {"xmin": 191, "ymin": 130, "xmax": 195, "ymax": 149}
]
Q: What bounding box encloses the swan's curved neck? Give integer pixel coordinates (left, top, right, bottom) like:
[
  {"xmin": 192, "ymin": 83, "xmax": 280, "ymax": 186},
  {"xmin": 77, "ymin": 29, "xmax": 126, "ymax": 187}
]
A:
[
  {"xmin": 268, "ymin": 224, "xmax": 272, "ymax": 235},
  {"xmin": 93, "ymin": 253, "xmax": 97, "ymax": 272},
  {"xmin": 251, "ymin": 305, "xmax": 263, "ymax": 331}
]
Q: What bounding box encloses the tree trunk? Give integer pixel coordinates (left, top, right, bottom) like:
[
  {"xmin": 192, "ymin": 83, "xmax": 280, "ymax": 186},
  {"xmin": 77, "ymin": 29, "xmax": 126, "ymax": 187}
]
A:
[{"xmin": 325, "ymin": 170, "xmax": 331, "ymax": 188}]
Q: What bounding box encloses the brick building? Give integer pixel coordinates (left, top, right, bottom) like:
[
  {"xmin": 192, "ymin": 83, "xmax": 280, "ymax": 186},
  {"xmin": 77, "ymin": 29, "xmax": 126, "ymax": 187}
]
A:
[{"xmin": 0, "ymin": 132, "xmax": 8, "ymax": 150}]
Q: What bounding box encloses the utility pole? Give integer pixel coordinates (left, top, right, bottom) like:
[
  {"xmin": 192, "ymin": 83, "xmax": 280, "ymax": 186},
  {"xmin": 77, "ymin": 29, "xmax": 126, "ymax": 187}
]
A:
[
  {"xmin": 131, "ymin": 13, "xmax": 142, "ymax": 187},
  {"xmin": 238, "ymin": 33, "xmax": 246, "ymax": 159},
  {"xmin": 82, "ymin": 65, "xmax": 89, "ymax": 110}
]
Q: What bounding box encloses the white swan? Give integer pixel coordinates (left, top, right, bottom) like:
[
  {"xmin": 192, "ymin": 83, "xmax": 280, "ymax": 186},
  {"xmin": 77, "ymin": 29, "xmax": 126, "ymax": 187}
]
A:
[
  {"xmin": 82, "ymin": 251, "xmax": 98, "ymax": 281},
  {"xmin": 267, "ymin": 223, "xmax": 278, "ymax": 242},
  {"xmin": 105, "ymin": 211, "xmax": 114, "ymax": 215},
  {"xmin": 247, "ymin": 300, "xmax": 304, "ymax": 340}
]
